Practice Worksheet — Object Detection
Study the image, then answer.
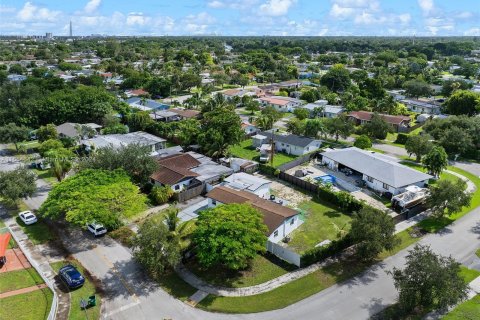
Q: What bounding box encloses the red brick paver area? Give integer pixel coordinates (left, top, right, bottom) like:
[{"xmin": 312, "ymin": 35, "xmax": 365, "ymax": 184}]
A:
[
  {"xmin": 0, "ymin": 248, "xmax": 32, "ymax": 273},
  {"xmin": 0, "ymin": 283, "xmax": 48, "ymax": 299}
]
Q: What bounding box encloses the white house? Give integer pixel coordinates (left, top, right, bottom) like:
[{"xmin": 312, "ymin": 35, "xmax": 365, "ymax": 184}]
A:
[
  {"xmin": 82, "ymin": 131, "xmax": 166, "ymax": 155},
  {"xmin": 258, "ymin": 96, "xmax": 303, "ymax": 113},
  {"xmin": 321, "ymin": 147, "xmax": 432, "ymax": 195},
  {"xmin": 223, "ymin": 172, "xmax": 271, "ymax": 198},
  {"xmin": 253, "ymin": 132, "xmax": 322, "ymax": 156},
  {"xmin": 206, "ymin": 186, "xmax": 300, "ymax": 244},
  {"xmin": 401, "ymin": 99, "xmax": 441, "ymax": 115}
]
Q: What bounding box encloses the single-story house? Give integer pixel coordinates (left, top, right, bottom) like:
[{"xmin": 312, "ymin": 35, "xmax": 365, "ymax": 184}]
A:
[
  {"xmin": 56, "ymin": 122, "xmax": 102, "ymax": 139},
  {"xmin": 277, "ymin": 80, "xmax": 303, "ymax": 89},
  {"xmin": 82, "ymin": 131, "xmax": 166, "ymax": 155},
  {"xmin": 242, "ymin": 121, "xmax": 258, "ymax": 135},
  {"xmin": 301, "ymin": 102, "xmax": 344, "ymax": 118},
  {"xmin": 149, "ymin": 110, "xmax": 181, "ymax": 122},
  {"xmin": 347, "ymin": 111, "xmax": 411, "ymax": 132},
  {"xmin": 258, "ymin": 96, "xmax": 303, "ymax": 113},
  {"xmin": 206, "ymin": 186, "xmax": 300, "ymax": 243},
  {"xmin": 125, "ymin": 89, "xmax": 149, "ymax": 97},
  {"xmin": 386, "ymin": 90, "xmax": 406, "ymax": 101},
  {"xmin": 401, "ymin": 99, "xmax": 441, "ymax": 115},
  {"xmin": 169, "ymin": 108, "xmax": 201, "ymax": 120},
  {"xmin": 7, "ymin": 74, "xmax": 27, "ymax": 82},
  {"xmin": 321, "ymin": 147, "xmax": 432, "ymax": 195},
  {"xmin": 126, "ymin": 97, "xmax": 170, "ymax": 111},
  {"xmin": 253, "ymin": 132, "xmax": 322, "ymax": 156},
  {"xmin": 223, "ymin": 172, "xmax": 271, "ymax": 198},
  {"xmin": 150, "ymin": 152, "xmax": 233, "ymax": 192},
  {"xmin": 220, "ymin": 157, "xmax": 258, "ymax": 174}
]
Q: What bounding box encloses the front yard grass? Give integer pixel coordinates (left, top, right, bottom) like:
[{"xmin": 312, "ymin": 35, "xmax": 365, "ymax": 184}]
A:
[
  {"xmin": 0, "ymin": 267, "xmax": 44, "ymax": 293},
  {"xmin": 157, "ymin": 271, "xmax": 197, "ymax": 301},
  {"xmin": 288, "ymin": 199, "xmax": 351, "ymax": 253},
  {"xmin": 229, "ymin": 139, "xmax": 297, "ymax": 168},
  {"xmin": 184, "ymin": 254, "xmax": 296, "ymax": 288},
  {"xmin": 0, "ymin": 288, "xmax": 53, "ymax": 320},
  {"xmin": 444, "ymin": 294, "xmax": 480, "ymax": 320},
  {"xmin": 51, "ymin": 260, "xmax": 102, "ymax": 320}
]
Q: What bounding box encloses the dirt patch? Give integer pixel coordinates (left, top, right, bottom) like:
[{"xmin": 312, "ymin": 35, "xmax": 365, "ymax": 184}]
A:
[{"xmin": 256, "ymin": 173, "xmax": 312, "ymax": 207}]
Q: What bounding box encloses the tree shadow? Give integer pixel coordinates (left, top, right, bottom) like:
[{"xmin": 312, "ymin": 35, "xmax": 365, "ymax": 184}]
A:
[
  {"xmin": 322, "ymin": 256, "xmax": 383, "ymax": 289},
  {"xmin": 470, "ymin": 221, "xmax": 480, "ymax": 238},
  {"xmin": 325, "ymin": 210, "xmax": 342, "ymax": 218}
]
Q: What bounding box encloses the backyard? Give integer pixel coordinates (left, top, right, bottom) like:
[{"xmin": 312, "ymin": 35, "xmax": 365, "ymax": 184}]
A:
[
  {"xmin": 287, "ymin": 199, "xmax": 352, "ymax": 253},
  {"xmin": 229, "ymin": 139, "xmax": 297, "ymax": 168}
]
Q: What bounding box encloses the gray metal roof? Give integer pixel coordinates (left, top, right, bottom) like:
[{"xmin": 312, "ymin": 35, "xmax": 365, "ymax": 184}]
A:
[{"xmin": 321, "ymin": 147, "xmax": 432, "ymax": 188}]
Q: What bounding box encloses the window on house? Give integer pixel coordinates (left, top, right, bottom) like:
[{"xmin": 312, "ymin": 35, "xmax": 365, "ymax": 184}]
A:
[
  {"xmin": 367, "ymin": 176, "xmax": 373, "ymax": 183},
  {"xmin": 174, "ymin": 185, "xmax": 180, "ymax": 190},
  {"xmin": 212, "ymin": 200, "xmax": 216, "ymax": 205},
  {"xmin": 290, "ymin": 218, "xmax": 295, "ymax": 225},
  {"xmin": 383, "ymin": 183, "xmax": 389, "ymax": 190},
  {"xmin": 273, "ymin": 230, "xmax": 278, "ymax": 237}
]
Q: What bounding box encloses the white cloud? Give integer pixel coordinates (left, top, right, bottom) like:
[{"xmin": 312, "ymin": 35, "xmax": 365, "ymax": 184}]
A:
[
  {"xmin": 0, "ymin": 5, "xmax": 16, "ymax": 13},
  {"xmin": 464, "ymin": 28, "xmax": 480, "ymax": 36},
  {"xmin": 126, "ymin": 12, "xmax": 151, "ymax": 26},
  {"xmin": 17, "ymin": 2, "xmax": 61, "ymax": 22},
  {"xmin": 418, "ymin": 0, "xmax": 434, "ymax": 14},
  {"xmin": 84, "ymin": 0, "xmax": 101, "ymax": 14},
  {"xmin": 259, "ymin": 0, "xmax": 296, "ymax": 17},
  {"xmin": 207, "ymin": 1, "xmax": 225, "ymax": 8}
]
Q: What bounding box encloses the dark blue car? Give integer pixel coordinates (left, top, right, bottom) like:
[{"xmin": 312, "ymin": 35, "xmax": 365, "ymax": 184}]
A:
[{"xmin": 59, "ymin": 265, "xmax": 85, "ymax": 289}]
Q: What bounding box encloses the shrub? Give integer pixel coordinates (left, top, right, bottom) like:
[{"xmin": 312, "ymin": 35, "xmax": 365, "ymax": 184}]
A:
[
  {"xmin": 395, "ymin": 133, "xmax": 409, "ymax": 145},
  {"xmin": 150, "ymin": 185, "xmax": 174, "ymax": 205},
  {"xmin": 109, "ymin": 226, "xmax": 135, "ymax": 247},
  {"xmin": 317, "ymin": 186, "xmax": 364, "ymax": 213},
  {"xmin": 301, "ymin": 234, "xmax": 354, "ymax": 266}
]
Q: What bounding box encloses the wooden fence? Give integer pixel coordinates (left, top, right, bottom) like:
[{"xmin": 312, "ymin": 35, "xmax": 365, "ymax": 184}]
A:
[{"xmin": 173, "ymin": 184, "xmax": 205, "ymax": 202}]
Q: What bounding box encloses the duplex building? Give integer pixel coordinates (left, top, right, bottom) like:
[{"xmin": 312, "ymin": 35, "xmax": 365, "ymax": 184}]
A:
[{"xmin": 321, "ymin": 147, "xmax": 432, "ymax": 195}]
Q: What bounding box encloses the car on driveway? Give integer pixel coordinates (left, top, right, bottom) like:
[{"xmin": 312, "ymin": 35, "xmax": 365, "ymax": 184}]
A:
[
  {"xmin": 87, "ymin": 222, "xmax": 107, "ymax": 237},
  {"xmin": 18, "ymin": 211, "xmax": 38, "ymax": 225},
  {"xmin": 59, "ymin": 264, "xmax": 85, "ymax": 289}
]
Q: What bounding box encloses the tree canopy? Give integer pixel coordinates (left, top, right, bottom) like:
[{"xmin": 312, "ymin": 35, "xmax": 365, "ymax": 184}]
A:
[
  {"xmin": 39, "ymin": 169, "xmax": 147, "ymax": 229},
  {"xmin": 193, "ymin": 203, "xmax": 268, "ymax": 270},
  {"xmin": 427, "ymin": 179, "xmax": 472, "ymax": 218},
  {"xmin": 0, "ymin": 167, "xmax": 37, "ymax": 205}
]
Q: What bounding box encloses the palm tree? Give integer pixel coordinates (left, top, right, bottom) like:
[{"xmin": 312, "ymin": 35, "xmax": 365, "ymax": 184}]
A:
[{"xmin": 163, "ymin": 208, "xmax": 194, "ymax": 248}]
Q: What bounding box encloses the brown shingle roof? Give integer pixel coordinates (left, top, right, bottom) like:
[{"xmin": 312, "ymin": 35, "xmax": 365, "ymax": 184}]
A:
[
  {"xmin": 206, "ymin": 186, "xmax": 298, "ymax": 234},
  {"xmin": 348, "ymin": 111, "xmax": 410, "ymax": 125},
  {"xmin": 151, "ymin": 153, "xmax": 201, "ymax": 185},
  {"xmin": 170, "ymin": 108, "xmax": 201, "ymax": 119}
]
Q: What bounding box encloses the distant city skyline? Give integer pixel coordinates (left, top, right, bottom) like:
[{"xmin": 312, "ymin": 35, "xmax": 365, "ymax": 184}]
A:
[{"xmin": 0, "ymin": 0, "xmax": 479, "ymax": 37}]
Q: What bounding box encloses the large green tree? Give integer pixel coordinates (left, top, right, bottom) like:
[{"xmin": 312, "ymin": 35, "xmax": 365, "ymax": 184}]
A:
[
  {"xmin": 350, "ymin": 207, "xmax": 398, "ymax": 261},
  {"xmin": 403, "ymin": 79, "xmax": 433, "ymax": 98},
  {"xmin": 361, "ymin": 114, "xmax": 394, "ymax": 140},
  {"xmin": 390, "ymin": 244, "xmax": 468, "ymax": 313},
  {"xmin": 422, "ymin": 146, "xmax": 448, "ymax": 178},
  {"xmin": 132, "ymin": 218, "xmax": 181, "ymax": 277},
  {"xmin": 427, "ymin": 179, "xmax": 472, "ymax": 218},
  {"xmin": 39, "ymin": 169, "xmax": 147, "ymax": 229},
  {"xmin": 36, "ymin": 124, "xmax": 58, "ymax": 142},
  {"xmin": 193, "ymin": 203, "xmax": 268, "ymax": 270},
  {"xmin": 325, "ymin": 115, "xmax": 354, "ymax": 142},
  {"xmin": 0, "ymin": 167, "xmax": 37, "ymax": 205},
  {"xmin": 405, "ymin": 134, "xmax": 433, "ymax": 162},
  {"xmin": 77, "ymin": 144, "xmax": 159, "ymax": 186},
  {"xmin": 320, "ymin": 64, "xmax": 351, "ymax": 92},
  {"xmin": 0, "ymin": 123, "xmax": 30, "ymax": 152},
  {"xmin": 353, "ymin": 135, "xmax": 372, "ymax": 150},
  {"xmin": 445, "ymin": 90, "xmax": 480, "ymax": 116},
  {"xmin": 199, "ymin": 107, "xmax": 243, "ymax": 158}
]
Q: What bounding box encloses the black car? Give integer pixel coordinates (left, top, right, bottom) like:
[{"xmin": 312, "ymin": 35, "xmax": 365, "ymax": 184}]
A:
[{"xmin": 59, "ymin": 264, "xmax": 85, "ymax": 289}]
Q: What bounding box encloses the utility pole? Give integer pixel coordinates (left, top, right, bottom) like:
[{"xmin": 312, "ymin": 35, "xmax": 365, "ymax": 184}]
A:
[{"xmin": 269, "ymin": 132, "xmax": 274, "ymax": 167}]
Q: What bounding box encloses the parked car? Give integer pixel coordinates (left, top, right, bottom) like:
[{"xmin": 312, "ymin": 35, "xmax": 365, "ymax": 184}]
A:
[
  {"xmin": 59, "ymin": 264, "xmax": 85, "ymax": 289},
  {"xmin": 18, "ymin": 211, "xmax": 38, "ymax": 225},
  {"xmin": 87, "ymin": 222, "xmax": 107, "ymax": 237}
]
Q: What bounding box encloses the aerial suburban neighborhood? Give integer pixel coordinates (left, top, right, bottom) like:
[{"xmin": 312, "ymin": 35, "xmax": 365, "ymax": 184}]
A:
[{"xmin": 1, "ymin": 1, "xmax": 480, "ymax": 320}]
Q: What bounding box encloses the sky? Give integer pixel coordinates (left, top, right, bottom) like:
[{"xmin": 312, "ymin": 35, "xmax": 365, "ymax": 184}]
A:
[{"xmin": 0, "ymin": 0, "xmax": 479, "ymax": 37}]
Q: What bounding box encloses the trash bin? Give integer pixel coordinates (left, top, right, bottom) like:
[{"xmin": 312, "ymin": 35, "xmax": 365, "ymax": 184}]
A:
[{"xmin": 88, "ymin": 295, "xmax": 96, "ymax": 307}]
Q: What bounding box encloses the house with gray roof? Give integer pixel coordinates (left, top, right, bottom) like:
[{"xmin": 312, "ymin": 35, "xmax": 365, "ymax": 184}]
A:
[
  {"xmin": 253, "ymin": 132, "xmax": 322, "ymax": 156},
  {"xmin": 126, "ymin": 97, "xmax": 170, "ymax": 111},
  {"xmin": 321, "ymin": 147, "xmax": 432, "ymax": 195},
  {"xmin": 82, "ymin": 131, "xmax": 166, "ymax": 155},
  {"xmin": 56, "ymin": 122, "xmax": 102, "ymax": 139}
]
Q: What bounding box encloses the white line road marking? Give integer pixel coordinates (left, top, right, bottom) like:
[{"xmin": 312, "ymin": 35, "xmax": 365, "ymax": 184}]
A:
[{"xmin": 103, "ymin": 301, "xmax": 141, "ymax": 319}]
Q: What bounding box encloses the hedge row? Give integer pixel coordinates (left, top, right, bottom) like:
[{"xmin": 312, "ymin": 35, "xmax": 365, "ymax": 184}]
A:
[
  {"xmin": 301, "ymin": 234, "xmax": 354, "ymax": 267},
  {"xmin": 317, "ymin": 186, "xmax": 365, "ymax": 213}
]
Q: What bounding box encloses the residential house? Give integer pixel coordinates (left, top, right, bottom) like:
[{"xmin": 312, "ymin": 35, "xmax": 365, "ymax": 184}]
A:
[
  {"xmin": 386, "ymin": 90, "xmax": 406, "ymax": 101},
  {"xmin": 223, "ymin": 172, "xmax": 271, "ymax": 198},
  {"xmin": 258, "ymin": 96, "xmax": 303, "ymax": 113},
  {"xmin": 149, "ymin": 110, "xmax": 181, "ymax": 122},
  {"xmin": 7, "ymin": 74, "xmax": 27, "ymax": 82},
  {"xmin": 301, "ymin": 101, "xmax": 344, "ymax": 118},
  {"xmin": 82, "ymin": 131, "xmax": 166, "ymax": 155},
  {"xmin": 150, "ymin": 152, "xmax": 233, "ymax": 193},
  {"xmin": 169, "ymin": 108, "xmax": 201, "ymax": 120},
  {"xmin": 321, "ymin": 147, "xmax": 432, "ymax": 195},
  {"xmin": 125, "ymin": 89, "xmax": 149, "ymax": 97},
  {"xmin": 242, "ymin": 121, "xmax": 258, "ymax": 135},
  {"xmin": 220, "ymin": 157, "xmax": 258, "ymax": 173},
  {"xmin": 401, "ymin": 99, "xmax": 442, "ymax": 115},
  {"xmin": 347, "ymin": 111, "xmax": 411, "ymax": 132},
  {"xmin": 253, "ymin": 132, "xmax": 322, "ymax": 156},
  {"xmin": 126, "ymin": 97, "xmax": 170, "ymax": 112},
  {"xmin": 206, "ymin": 186, "xmax": 300, "ymax": 244},
  {"xmin": 56, "ymin": 122, "xmax": 102, "ymax": 139}
]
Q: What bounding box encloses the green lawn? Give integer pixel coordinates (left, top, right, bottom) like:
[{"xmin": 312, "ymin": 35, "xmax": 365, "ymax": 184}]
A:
[
  {"xmin": 184, "ymin": 254, "xmax": 296, "ymax": 288},
  {"xmin": 459, "ymin": 265, "xmax": 480, "ymax": 283},
  {"xmin": 157, "ymin": 271, "xmax": 197, "ymax": 301},
  {"xmin": 51, "ymin": 261, "xmax": 101, "ymax": 320},
  {"xmin": 0, "ymin": 268, "xmax": 44, "ymax": 293},
  {"xmin": 288, "ymin": 199, "xmax": 352, "ymax": 253},
  {"xmin": 0, "ymin": 288, "xmax": 53, "ymax": 320},
  {"xmin": 15, "ymin": 216, "xmax": 56, "ymax": 245},
  {"xmin": 476, "ymin": 248, "xmax": 480, "ymax": 258},
  {"xmin": 229, "ymin": 139, "xmax": 298, "ymax": 168},
  {"xmin": 444, "ymin": 294, "xmax": 480, "ymax": 319}
]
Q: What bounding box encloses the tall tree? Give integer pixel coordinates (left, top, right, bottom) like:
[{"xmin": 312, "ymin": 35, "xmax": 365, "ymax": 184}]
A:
[
  {"xmin": 422, "ymin": 146, "xmax": 448, "ymax": 178},
  {"xmin": 405, "ymin": 134, "xmax": 433, "ymax": 162},
  {"xmin": 132, "ymin": 218, "xmax": 181, "ymax": 278},
  {"xmin": 361, "ymin": 113, "xmax": 394, "ymax": 140},
  {"xmin": 325, "ymin": 115, "xmax": 354, "ymax": 141},
  {"xmin": 193, "ymin": 203, "xmax": 268, "ymax": 270},
  {"xmin": 0, "ymin": 123, "xmax": 30, "ymax": 152},
  {"xmin": 403, "ymin": 79, "xmax": 433, "ymax": 99},
  {"xmin": 36, "ymin": 124, "xmax": 58, "ymax": 142},
  {"xmin": 0, "ymin": 167, "xmax": 36, "ymax": 205},
  {"xmin": 390, "ymin": 244, "xmax": 468, "ymax": 313},
  {"xmin": 427, "ymin": 179, "xmax": 472, "ymax": 218},
  {"xmin": 445, "ymin": 90, "xmax": 480, "ymax": 116},
  {"xmin": 350, "ymin": 207, "xmax": 398, "ymax": 261},
  {"xmin": 320, "ymin": 64, "xmax": 351, "ymax": 93}
]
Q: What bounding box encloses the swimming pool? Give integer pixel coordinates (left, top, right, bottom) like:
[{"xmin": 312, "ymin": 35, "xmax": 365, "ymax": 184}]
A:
[{"xmin": 314, "ymin": 174, "xmax": 336, "ymax": 184}]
